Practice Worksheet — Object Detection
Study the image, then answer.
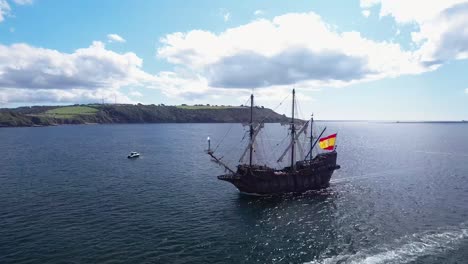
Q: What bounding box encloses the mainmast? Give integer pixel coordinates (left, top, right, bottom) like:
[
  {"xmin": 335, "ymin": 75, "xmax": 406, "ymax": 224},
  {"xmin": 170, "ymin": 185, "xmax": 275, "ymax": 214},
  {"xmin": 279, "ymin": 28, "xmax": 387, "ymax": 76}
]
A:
[
  {"xmin": 290, "ymin": 89, "xmax": 296, "ymax": 171},
  {"xmin": 249, "ymin": 93, "xmax": 254, "ymax": 167},
  {"xmin": 310, "ymin": 114, "xmax": 314, "ymax": 162}
]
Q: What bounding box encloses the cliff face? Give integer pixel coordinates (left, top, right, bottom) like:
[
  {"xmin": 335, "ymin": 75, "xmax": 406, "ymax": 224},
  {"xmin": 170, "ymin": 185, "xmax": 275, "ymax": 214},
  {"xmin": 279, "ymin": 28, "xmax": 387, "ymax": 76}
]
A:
[{"xmin": 0, "ymin": 104, "xmax": 290, "ymax": 127}]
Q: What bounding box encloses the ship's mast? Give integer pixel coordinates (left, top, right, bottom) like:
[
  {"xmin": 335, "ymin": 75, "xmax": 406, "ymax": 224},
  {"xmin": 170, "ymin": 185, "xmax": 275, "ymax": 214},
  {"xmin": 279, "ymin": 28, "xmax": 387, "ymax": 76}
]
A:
[
  {"xmin": 290, "ymin": 89, "xmax": 296, "ymax": 171},
  {"xmin": 249, "ymin": 93, "xmax": 254, "ymax": 167},
  {"xmin": 310, "ymin": 114, "xmax": 314, "ymax": 162}
]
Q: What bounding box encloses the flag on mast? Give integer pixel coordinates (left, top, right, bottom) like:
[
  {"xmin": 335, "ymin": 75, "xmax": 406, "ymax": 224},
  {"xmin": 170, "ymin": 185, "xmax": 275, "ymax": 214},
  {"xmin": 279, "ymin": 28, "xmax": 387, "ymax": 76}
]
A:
[{"xmin": 319, "ymin": 133, "xmax": 337, "ymax": 150}]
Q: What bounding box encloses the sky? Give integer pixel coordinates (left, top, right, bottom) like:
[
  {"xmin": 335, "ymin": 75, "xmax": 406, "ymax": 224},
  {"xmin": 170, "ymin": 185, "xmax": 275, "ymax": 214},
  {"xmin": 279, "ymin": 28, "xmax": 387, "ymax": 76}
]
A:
[{"xmin": 0, "ymin": 0, "xmax": 468, "ymax": 121}]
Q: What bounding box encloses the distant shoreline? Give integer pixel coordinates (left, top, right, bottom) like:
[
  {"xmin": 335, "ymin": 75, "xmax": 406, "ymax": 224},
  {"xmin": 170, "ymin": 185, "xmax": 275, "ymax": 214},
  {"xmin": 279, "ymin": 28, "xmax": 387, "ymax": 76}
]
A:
[{"xmin": 0, "ymin": 104, "xmax": 290, "ymax": 128}]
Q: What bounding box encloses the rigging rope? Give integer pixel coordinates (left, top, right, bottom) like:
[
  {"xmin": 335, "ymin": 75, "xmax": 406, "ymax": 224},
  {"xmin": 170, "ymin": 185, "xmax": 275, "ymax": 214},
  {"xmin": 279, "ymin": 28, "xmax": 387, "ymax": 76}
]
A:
[
  {"xmin": 261, "ymin": 126, "xmax": 275, "ymax": 164},
  {"xmin": 238, "ymin": 93, "xmax": 291, "ymax": 165},
  {"xmin": 257, "ymin": 93, "xmax": 291, "ymax": 125},
  {"xmin": 212, "ymin": 95, "xmax": 253, "ymax": 152},
  {"xmin": 210, "ymin": 92, "xmax": 295, "ymax": 167},
  {"xmin": 296, "ymin": 95, "xmax": 305, "ymax": 121},
  {"xmin": 213, "ymin": 124, "xmax": 234, "ymax": 152}
]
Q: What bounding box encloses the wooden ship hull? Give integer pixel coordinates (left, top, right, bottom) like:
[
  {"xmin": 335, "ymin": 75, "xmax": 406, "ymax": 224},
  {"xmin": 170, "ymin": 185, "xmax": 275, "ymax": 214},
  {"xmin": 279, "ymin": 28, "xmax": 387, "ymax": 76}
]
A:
[{"xmin": 218, "ymin": 152, "xmax": 339, "ymax": 195}]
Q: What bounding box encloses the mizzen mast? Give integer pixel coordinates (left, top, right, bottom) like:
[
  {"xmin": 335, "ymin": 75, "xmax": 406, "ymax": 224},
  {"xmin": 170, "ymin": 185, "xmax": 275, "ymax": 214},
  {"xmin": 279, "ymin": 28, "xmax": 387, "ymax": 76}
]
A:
[{"xmin": 290, "ymin": 88, "xmax": 296, "ymax": 171}]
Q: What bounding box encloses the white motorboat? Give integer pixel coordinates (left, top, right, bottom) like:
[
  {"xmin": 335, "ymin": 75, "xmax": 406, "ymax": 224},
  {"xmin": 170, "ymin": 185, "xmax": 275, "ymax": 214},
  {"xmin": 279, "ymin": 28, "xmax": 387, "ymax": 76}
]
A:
[{"xmin": 127, "ymin": 152, "xmax": 140, "ymax": 159}]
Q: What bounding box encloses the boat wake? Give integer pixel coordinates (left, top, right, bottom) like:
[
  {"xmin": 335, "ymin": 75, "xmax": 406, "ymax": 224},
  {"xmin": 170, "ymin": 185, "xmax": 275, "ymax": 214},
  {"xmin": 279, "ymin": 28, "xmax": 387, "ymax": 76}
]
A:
[
  {"xmin": 306, "ymin": 222, "xmax": 468, "ymax": 264},
  {"xmin": 330, "ymin": 166, "xmax": 425, "ymax": 184}
]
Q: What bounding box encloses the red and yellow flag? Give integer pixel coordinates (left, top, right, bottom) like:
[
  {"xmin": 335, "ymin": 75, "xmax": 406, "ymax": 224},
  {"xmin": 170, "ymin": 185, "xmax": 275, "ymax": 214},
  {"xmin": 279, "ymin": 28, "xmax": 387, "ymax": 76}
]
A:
[{"xmin": 319, "ymin": 133, "xmax": 337, "ymax": 150}]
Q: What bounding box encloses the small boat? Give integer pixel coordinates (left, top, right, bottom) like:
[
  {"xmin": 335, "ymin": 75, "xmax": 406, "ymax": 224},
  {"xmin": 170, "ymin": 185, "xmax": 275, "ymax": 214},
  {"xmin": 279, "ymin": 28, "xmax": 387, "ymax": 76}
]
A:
[{"xmin": 127, "ymin": 152, "xmax": 140, "ymax": 159}]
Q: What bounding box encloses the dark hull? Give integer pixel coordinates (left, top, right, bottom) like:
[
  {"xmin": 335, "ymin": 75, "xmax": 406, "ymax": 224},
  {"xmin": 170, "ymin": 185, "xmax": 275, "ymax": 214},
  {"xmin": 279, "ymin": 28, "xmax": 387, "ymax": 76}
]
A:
[{"xmin": 218, "ymin": 151, "xmax": 339, "ymax": 195}]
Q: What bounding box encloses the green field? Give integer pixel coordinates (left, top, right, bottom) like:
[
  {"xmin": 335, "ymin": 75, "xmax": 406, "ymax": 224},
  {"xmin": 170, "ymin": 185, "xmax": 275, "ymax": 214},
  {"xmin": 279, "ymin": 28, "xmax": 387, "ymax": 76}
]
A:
[{"xmin": 43, "ymin": 106, "xmax": 98, "ymax": 118}]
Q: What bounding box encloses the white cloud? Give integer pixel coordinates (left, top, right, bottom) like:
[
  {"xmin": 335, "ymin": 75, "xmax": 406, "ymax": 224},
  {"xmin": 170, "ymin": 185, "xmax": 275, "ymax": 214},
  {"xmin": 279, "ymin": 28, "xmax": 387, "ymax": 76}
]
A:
[
  {"xmin": 0, "ymin": 39, "xmax": 238, "ymax": 105},
  {"xmin": 362, "ymin": 10, "xmax": 371, "ymax": 17},
  {"xmin": 148, "ymin": 71, "xmax": 213, "ymax": 99},
  {"xmin": 0, "ymin": 40, "xmax": 242, "ymax": 104},
  {"xmin": 157, "ymin": 12, "xmax": 426, "ymax": 90},
  {"xmin": 0, "ymin": 0, "xmax": 11, "ymax": 22},
  {"xmin": 360, "ymin": 0, "xmax": 381, "ymax": 9},
  {"xmin": 107, "ymin": 33, "xmax": 126, "ymax": 43},
  {"xmin": 362, "ymin": 1, "xmax": 468, "ymax": 65},
  {"xmin": 146, "ymin": 70, "xmax": 309, "ymax": 106},
  {"xmin": 5, "ymin": 5, "xmax": 468, "ymax": 106},
  {"xmin": 0, "ymin": 88, "xmax": 134, "ymax": 104},
  {"xmin": 0, "ymin": 41, "xmax": 153, "ymax": 104},
  {"xmin": 254, "ymin": 10, "xmax": 264, "ymax": 16},
  {"xmin": 1, "ymin": 0, "xmax": 33, "ymax": 23},
  {"xmin": 0, "ymin": 41, "xmax": 151, "ymax": 90},
  {"xmin": 413, "ymin": 3, "xmax": 468, "ymax": 65},
  {"xmin": 129, "ymin": 90, "xmax": 143, "ymax": 97},
  {"xmin": 13, "ymin": 0, "xmax": 33, "ymax": 5},
  {"xmin": 465, "ymin": 88, "xmax": 468, "ymax": 94},
  {"xmin": 360, "ymin": 0, "xmax": 468, "ymax": 24}
]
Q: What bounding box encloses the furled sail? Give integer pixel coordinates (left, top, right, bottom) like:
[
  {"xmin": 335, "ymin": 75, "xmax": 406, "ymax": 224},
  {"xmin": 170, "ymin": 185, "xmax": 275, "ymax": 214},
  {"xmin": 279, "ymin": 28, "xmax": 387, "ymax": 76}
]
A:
[
  {"xmin": 276, "ymin": 120, "xmax": 310, "ymax": 163},
  {"xmin": 239, "ymin": 123, "xmax": 263, "ymax": 163}
]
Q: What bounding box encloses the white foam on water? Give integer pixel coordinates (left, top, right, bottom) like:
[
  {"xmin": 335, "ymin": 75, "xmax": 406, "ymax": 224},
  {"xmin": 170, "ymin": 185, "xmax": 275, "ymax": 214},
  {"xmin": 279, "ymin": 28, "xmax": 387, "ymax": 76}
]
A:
[
  {"xmin": 239, "ymin": 191, "xmax": 269, "ymax": 197},
  {"xmin": 331, "ymin": 166, "xmax": 425, "ymax": 184},
  {"xmin": 306, "ymin": 223, "xmax": 468, "ymax": 264}
]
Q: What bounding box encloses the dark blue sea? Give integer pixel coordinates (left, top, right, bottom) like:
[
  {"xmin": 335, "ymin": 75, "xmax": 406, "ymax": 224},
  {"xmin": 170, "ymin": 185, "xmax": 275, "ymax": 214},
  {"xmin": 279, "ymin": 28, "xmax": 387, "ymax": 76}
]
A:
[{"xmin": 1, "ymin": 123, "xmax": 468, "ymax": 264}]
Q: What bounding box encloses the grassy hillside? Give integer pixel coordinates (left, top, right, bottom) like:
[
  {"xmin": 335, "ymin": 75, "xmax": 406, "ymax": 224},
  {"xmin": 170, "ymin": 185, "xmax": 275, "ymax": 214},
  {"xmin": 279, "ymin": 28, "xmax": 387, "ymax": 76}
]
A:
[
  {"xmin": 0, "ymin": 104, "xmax": 290, "ymax": 127},
  {"xmin": 44, "ymin": 106, "xmax": 99, "ymax": 118}
]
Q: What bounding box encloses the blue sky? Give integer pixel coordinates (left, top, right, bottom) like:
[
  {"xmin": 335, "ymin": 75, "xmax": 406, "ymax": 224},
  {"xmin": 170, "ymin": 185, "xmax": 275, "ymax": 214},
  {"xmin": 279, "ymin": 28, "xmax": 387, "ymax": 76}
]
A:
[{"xmin": 0, "ymin": 0, "xmax": 468, "ymax": 121}]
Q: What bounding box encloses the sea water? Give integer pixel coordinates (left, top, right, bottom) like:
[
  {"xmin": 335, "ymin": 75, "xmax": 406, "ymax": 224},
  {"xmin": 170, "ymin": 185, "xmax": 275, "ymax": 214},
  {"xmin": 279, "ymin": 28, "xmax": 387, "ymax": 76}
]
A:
[{"xmin": 1, "ymin": 123, "xmax": 468, "ymax": 263}]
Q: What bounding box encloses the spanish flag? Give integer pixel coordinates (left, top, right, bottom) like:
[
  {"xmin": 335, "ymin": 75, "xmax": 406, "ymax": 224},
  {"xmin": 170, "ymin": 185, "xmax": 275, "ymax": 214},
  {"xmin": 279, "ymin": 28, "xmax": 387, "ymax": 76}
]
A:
[{"xmin": 319, "ymin": 133, "xmax": 337, "ymax": 150}]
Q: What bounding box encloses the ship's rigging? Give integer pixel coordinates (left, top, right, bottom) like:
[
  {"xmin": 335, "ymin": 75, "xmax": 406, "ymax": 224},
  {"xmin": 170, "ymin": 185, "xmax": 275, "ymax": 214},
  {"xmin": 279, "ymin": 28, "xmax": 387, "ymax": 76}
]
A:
[{"xmin": 208, "ymin": 89, "xmax": 329, "ymax": 172}]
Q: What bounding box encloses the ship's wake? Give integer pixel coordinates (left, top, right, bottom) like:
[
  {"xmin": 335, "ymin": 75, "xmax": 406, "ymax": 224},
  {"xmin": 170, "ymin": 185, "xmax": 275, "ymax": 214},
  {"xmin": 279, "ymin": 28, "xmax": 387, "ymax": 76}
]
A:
[
  {"xmin": 306, "ymin": 222, "xmax": 468, "ymax": 264},
  {"xmin": 330, "ymin": 166, "xmax": 425, "ymax": 184}
]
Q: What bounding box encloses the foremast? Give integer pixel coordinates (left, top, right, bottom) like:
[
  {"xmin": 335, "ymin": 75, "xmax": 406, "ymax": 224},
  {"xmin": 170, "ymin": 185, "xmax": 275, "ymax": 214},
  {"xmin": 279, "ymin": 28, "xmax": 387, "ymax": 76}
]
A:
[
  {"xmin": 206, "ymin": 93, "xmax": 258, "ymax": 174},
  {"xmin": 249, "ymin": 94, "xmax": 254, "ymax": 167},
  {"xmin": 310, "ymin": 114, "xmax": 314, "ymax": 162}
]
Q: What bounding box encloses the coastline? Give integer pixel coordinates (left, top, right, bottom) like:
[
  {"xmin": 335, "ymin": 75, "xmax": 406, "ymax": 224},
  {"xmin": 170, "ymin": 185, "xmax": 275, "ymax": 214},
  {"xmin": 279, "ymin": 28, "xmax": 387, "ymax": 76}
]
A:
[{"xmin": 0, "ymin": 104, "xmax": 290, "ymax": 128}]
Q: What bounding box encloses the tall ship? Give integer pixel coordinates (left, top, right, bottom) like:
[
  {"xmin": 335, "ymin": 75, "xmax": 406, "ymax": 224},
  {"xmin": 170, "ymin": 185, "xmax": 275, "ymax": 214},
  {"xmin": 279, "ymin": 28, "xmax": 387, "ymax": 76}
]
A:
[{"xmin": 206, "ymin": 89, "xmax": 340, "ymax": 195}]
